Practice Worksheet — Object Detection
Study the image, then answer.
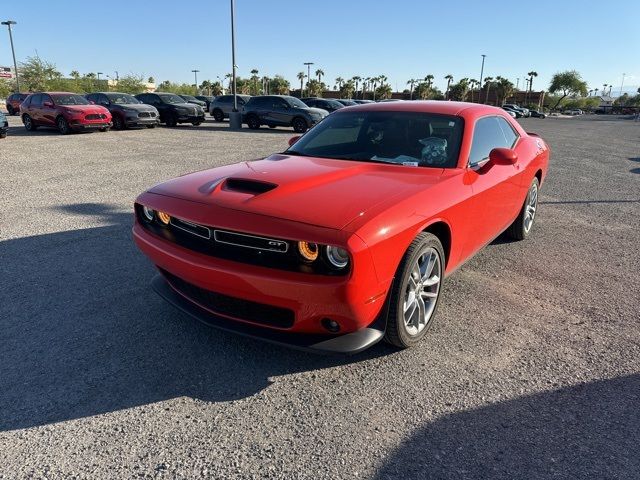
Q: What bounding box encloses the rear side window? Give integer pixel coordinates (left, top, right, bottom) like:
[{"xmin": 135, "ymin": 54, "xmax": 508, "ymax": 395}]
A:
[
  {"xmin": 469, "ymin": 116, "xmax": 519, "ymax": 165},
  {"xmin": 30, "ymin": 94, "xmax": 43, "ymax": 107}
]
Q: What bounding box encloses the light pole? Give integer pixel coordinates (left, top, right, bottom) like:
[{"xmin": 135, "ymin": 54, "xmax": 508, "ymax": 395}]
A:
[
  {"xmin": 304, "ymin": 62, "xmax": 314, "ymax": 96},
  {"xmin": 229, "ymin": 0, "xmax": 241, "ymax": 129},
  {"xmin": 114, "ymin": 71, "xmax": 119, "ymax": 81},
  {"xmin": 619, "ymin": 73, "xmax": 626, "ymax": 97},
  {"xmin": 1, "ymin": 20, "xmax": 20, "ymax": 92},
  {"xmin": 479, "ymin": 54, "xmax": 486, "ymax": 91},
  {"xmin": 191, "ymin": 69, "xmax": 200, "ymax": 94}
]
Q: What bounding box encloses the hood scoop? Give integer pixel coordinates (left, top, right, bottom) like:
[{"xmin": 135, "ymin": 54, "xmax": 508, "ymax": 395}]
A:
[{"xmin": 223, "ymin": 177, "xmax": 278, "ymax": 195}]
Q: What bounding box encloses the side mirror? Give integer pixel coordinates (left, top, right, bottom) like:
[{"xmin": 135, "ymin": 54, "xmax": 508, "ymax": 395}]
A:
[
  {"xmin": 288, "ymin": 135, "xmax": 301, "ymax": 147},
  {"xmin": 89, "ymin": 100, "xmax": 95, "ymax": 105},
  {"xmin": 489, "ymin": 147, "xmax": 518, "ymax": 165},
  {"xmin": 43, "ymin": 101, "xmax": 54, "ymax": 108}
]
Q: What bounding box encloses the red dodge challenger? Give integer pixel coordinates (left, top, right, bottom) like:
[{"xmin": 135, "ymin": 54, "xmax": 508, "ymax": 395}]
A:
[{"xmin": 133, "ymin": 101, "xmax": 549, "ymax": 353}]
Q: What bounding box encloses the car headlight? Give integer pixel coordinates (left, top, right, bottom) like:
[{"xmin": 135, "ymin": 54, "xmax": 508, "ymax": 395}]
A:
[
  {"xmin": 326, "ymin": 245, "xmax": 350, "ymax": 269},
  {"xmin": 298, "ymin": 241, "xmax": 319, "ymax": 262},
  {"xmin": 142, "ymin": 206, "xmax": 155, "ymax": 222}
]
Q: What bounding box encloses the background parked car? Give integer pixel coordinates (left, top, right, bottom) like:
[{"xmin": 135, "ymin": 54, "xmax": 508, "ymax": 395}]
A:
[
  {"xmin": 242, "ymin": 95, "xmax": 328, "ymax": 132},
  {"xmin": 353, "ymin": 100, "xmax": 374, "ymax": 104},
  {"xmin": 179, "ymin": 94, "xmax": 207, "ymax": 109},
  {"xmin": 529, "ymin": 110, "xmax": 546, "ymax": 118},
  {"xmin": 195, "ymin": 95, "xmax": 214, "ymax": 111},
  {"xmin": 86, "ymin": 92, "xmax": 160, "ymax": 130},
  {"xmin": 210, "ymin": 94, "xmax": 251, "ymax": 121},
  {"xmin": 5, "ymin": 92, "xmax": 28, "ymax": 115},
  {"xmin": 21, "ymin": 92, "xmax": 112, "ymax": 134},
  {"xmin": 135, "ymin": 92, "xmax": 205, "ymax": 127},
  {"xmin": 335, "ymin": 99, "xmax": 358, "ymax": 106},
  {"xmin": 503, "ymin": 104, "xmax": 530, "ymax": 117},
  {"xmin": 0, "ymin": 111, "xmax": 8, "ymax": 138},
  {"xmin": 301, "ymin": 97, "xmax": 344, "ymax": 112},
  {"xmin": 502, "ymin": 106, "xmax": 523, "ymax": 118}
]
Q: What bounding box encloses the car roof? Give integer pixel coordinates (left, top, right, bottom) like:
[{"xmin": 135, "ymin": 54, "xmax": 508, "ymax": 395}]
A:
[{"xmin": 343, "ymin": 100, "xmax": 506, "ymax": 117}]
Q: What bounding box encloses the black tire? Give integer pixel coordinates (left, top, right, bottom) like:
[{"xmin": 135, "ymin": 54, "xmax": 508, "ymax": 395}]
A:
[
  {"xmin": 6, "ymin": 106, "xmax": 14, "ymax": 116},
  {"xmin": 99, "ymin": 127, "xmax": 109, "ymax": 132},
  {"xmin": 23, "ymin": 114, "xmax": 37, "ymax": 131},
  {"xmin": 112, "ymin": 114, "xmax": 125, "ymax": 130},
  {"xmin": 165, "ymin": 115, "xmax": 177, "ymax": 127},
  {"xmin": 246, "ymin": 114, "xmax": 260, "ymax": 130},
  {"xmin": 0, "ymin": 131, "xmax": 6, "ymax": 139},
  {"xmin": 57, "ymin": 116, "xmax": 71, "ymax": 135},
  {"xmin": 384, "ymin": 232, "xmax": 445, "ymax": 348},
  {"xmin": 146, "ymin": 124, "xmax": 156, "ymax": 129},
  {"xmin": 268, "ymin": 124, "xmax": 276, "ymax": 129},
  {"xmin": 212, "ymin": 109, "xmax": 224, "ymax": 122},
  {"xmin": 192, "ymin": 121, "xmax": 202, "ymax": 126},
  {"xmin": 292, "ymin": 117, "xmax": 308, "ymax": 133},
  {"xmin": 507, "ymin": 177, "xmax": 539, "ymax": 240}
]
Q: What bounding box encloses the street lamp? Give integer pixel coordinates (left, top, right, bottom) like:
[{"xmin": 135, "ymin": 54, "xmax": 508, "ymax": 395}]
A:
[
  {"xmin": 228, "ymin": 0, "xmax": 241, "ymax": 129},
  {"xmin": 479, "ymin": 54, "xmax": 486, "ymax": 91},
  {"xmin": 619, "ymin": 73, "xmax": 626, "ymax": 97},
  {"xmin": 304, "ymin": 62, "xmax": 314, "ymax": 96},
  {"xmin": 192, "ymin": 69, "xmax": 200, "ymax": 94},
  {"xmin": 1, "ymin": 20, "xmax": 20, "ymax": 92}
]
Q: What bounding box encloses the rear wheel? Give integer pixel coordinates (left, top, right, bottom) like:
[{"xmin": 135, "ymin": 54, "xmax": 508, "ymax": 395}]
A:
[
  {"xmin": 7, "ymin": 105, "xmax": 14, "ymax": 116},
  {"xmin": 165, "ymin": 115, "xmax": 177, "ymax": 127},
  {"xmin": 57, "ymin": 116, "xmax": 71, "ymax": 135},
  {"xmin": 384, "ymin": 232, "xmax": 444, "ymax": 348},
  {"xmin": 292, "ymin": 117, "xmax": 308, "ymax": 133},
  {"xmin": 507, "ymin": 177, "xmax": 539, "ymax": 240},
  {"xmin": 23, "ymin": 114, "xmax": 37, "ymax": 131},
  {"xmin": 246, "ymin": 114, "xmax": 260, "ymax": 130},
  {"xmin": 212, "ymin": 109, "xmax": 224, "ymax": 122}
]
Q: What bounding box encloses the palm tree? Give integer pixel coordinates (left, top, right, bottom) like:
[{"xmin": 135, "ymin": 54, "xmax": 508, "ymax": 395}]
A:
[
  {"xmin": 352, "ymin": 76, "xmax": 361, "ymax": 99},
  {"xmin": 444, "ymin": 75, "xmax": 453, "ymax": 99},
  {"xmin": 315, "ymin": 69, "xmax": 324, "ymax": 83},
  {"xmin": 407, "ymin": 79, "xmax": 417, "ymax": 100},
  {"xmin": 225, "ymin": 73, "xmax": 233, "ymax": 89},
  {"xmin": 594, "ymin": 88, "xmax": 599, "ymax": 97},
  {"xmin": 335, "ymin": 77, "xmax": 344, "ymax": 90},
  {"xmin": 250, "ymin": 68, "xmax": 259, "ymax": 95},
  {"xmin": 297, "ymin": 72, "xmax": 306, "ymax": 96},
  {"xmin": 362, "ymin": 77, "xmax": 370, "ymax": 99},
  {"xmin": 469, "ymin": 79, "xmax": 478, "ymax": 102},
  {"xmin": 483, "ymin": 76, "xmax": 493, "ymax": 104}
]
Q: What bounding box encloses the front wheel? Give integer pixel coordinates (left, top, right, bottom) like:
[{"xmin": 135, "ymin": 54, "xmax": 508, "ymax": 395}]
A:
[
  {"xmin": 57, "ymin": 116, "xmax": 71, "ymax": 135},
  {"xmin": 112, "ymin": 115, "xmax": 125, "ymax": 130},
  {"xmin": 146, "ymin": 124, "xmax": 156, "ymax": 129},
  {"xmin": 165, "ymin": 115, "xmax": 177, "ymax": 127},
  {"xmin": 0, "ymin": 131, "xmax": 6, "ymax": 139},
  {"xmin": 192, "ymin": 121, "xmax": 202, "ymax": 126},
  {"xmin": 212, "ymin": 109, "xmax": 224, "ymax": 122},
  {"xmin": 384, "ymin": 232, "xmax": 445, "ymax": 348},
  {"xmin": 23, "ymin": 114, "xmax": 37, "ymax": 131},
  {"xmin": 292, "ymin": 117, "xmax": 308, "ymax": 133},
  {"xmin": 7, "ymin": 106, "xmax": 14, "ymax": 116},
  {"xmin": 507, "ymin": 177, "xmax": 539, "ymax": 240}
]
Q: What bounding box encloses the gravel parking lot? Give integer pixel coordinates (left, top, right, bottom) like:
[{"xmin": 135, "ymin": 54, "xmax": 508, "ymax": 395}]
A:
[{"xmin": 1, "ymin": 114, "xmax": 639, "ymax": 479}]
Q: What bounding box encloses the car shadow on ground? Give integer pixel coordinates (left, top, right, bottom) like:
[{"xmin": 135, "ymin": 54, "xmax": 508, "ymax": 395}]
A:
[
  {"xmin": 374, "ymin": 374, "xmax": 640, "ymax": 480},
  {"xmin": 196, "ymin": 123, "xmax": 295, "ymax": 135},
  {"xmin": 0, "ymin": 203, "xmax": 394, "ymax": 432},
  {"xmin": 5, "ymin": 125, "xmax": 102, "ymax": 137}
]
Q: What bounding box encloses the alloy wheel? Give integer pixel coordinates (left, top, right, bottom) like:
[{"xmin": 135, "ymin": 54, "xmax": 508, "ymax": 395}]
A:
[
  {"xmin": 524, "ymin": 182, "xmax": 538, "ymax": 233},
  {"xmin": 403, "ymin": 247, "xmax": 441, "ymax": 336}
]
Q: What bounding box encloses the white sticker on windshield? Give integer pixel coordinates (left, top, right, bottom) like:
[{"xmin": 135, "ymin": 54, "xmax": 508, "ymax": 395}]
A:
[
  {"xmin": 402, "ymin": 161, "xmax": 419, "ymax": 167},
  {"xmin": 449, "ymin": 121, "xmax": 455, "ymax": 127}
]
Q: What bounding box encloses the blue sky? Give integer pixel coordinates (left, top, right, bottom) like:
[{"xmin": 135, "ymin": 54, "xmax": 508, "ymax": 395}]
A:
[{"xmin": 1, "ymin": 0, "xmax": 639, "ymax": 95}]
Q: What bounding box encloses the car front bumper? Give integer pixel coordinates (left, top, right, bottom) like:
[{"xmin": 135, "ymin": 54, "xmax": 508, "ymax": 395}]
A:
[{"xmin": 177, "ymin": 114, "xmax": 205, "ymax": 123}]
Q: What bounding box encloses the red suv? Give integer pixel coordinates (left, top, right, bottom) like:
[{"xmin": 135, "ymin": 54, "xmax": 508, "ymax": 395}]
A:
[
  {"xmin": 5, "ymin": 92, "xmax": 28, "ymax": 115},
  {"xmin": 21, "ymin": 92, "xmax": 112, "ymax": 134}
]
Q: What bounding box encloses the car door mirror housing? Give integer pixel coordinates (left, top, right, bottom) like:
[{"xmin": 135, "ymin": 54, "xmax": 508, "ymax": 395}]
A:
[
  {"xmin": 43, "ymin": 101, "xmax": 53, "ymax": 108},
  {"xmin": 489, "ymin": 147, "xmax": 518, "ymax": 165},
  {"xmin": 288, "ymin": 135, "xmax": 301, "ymax": 146}
]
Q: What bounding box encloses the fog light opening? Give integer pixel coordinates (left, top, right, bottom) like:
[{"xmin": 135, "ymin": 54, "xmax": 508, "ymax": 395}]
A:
[{"xmin": 321, "ymin": 318, "xmax": 341, "ymax": 333}]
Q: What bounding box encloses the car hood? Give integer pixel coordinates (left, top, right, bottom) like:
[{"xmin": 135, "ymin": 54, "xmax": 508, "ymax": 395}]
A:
[
  {"xmin": 306, "ymin": 107, "xmax": 329, "ymax": 116},
  {"xmin": 149, "ymin": 154, "xmax": 444, "ymax": 231},
  {"xmin": 63, "ymin": 105, "xmax": 109, "ymax": 114},
  {"xmin": 116, "ymin": 103, "xmax": 156, "ymax": 112}
]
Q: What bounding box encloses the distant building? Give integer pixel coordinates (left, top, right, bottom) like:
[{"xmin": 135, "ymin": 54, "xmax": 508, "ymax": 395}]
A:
[
  {"xmin": 0, "ymin": 66, "xmax": 15, "ymax": 79},
  {"xmin": 107, "ymin": 79, "xmax": 156, "ymax": 93},
  {"xmin": 597, "ymin": 95, "xmax": 614, "ymax": 112}
]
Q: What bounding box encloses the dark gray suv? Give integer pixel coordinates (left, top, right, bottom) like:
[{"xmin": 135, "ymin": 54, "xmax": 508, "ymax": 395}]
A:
[
  {"xmin": 242, "ymin": 95, "xmax": 328, "ymax": 132},
  {"xmin": 210, "ymin": 94, "xmax": 251, "ymax": 121},
  {"xmin": 86, "ymin": 92, "xmax": 160, "ymax": 129}
]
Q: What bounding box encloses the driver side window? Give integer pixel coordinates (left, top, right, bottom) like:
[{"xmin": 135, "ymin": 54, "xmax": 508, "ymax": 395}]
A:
[{"xmin": 468, "ymin": 116, "xmax": 518, "ymax": 166}]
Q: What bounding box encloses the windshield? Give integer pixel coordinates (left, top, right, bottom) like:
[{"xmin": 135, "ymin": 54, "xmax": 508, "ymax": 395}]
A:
[
  {"xmin": 181, "ymin": 95, "xmax": 197, "ymax": 101},
  {"xmin": 285, "ymin": 97, "xmax": 309, "ymax": 109},
  {"xmin": 52, "ymin": 94, "xmax": 90, "ymax": 106},
  {"xmin": 106, "ymin": 93, "xmax": 140, "ymax": 105},
  {"xmin": 158, "ymin": 94, "xmax": 185, "ymax": 104},
  {"xmin": 286, "ymin": 111, "xmax": 464, "ymax": 168}
]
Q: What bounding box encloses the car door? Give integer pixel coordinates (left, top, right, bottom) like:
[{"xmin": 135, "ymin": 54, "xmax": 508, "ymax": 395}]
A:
[
  {"xmin": 270, "ymin": 98, "xmax": 292, "ymax": 126},
  {"xmin": 27, "ymin": 94, "xmax": 44, "ymax": 125},
  {"xmin": 463, "ymin": 115, "xmax": 524, "ymax": 256},
  {"xmin": 40, "ymin": 94, "xmax": 57, "ymax": 126}
]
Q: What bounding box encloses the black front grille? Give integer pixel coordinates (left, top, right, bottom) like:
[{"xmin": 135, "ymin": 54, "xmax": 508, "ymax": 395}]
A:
[
  {"xmin": 86, "ymin": 113, "xmax": 106, "ymax": 120},
  {"xmin": 139, "ymin": 111, "xmax": 156, "ymax": 118},
  {"xmin": 160, "ymin": 269, "xmax": 294, "ymax": 329}
]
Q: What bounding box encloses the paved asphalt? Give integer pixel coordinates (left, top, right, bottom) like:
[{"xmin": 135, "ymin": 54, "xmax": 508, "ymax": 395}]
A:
[{"xmin": 1, "ymin": 114, "xmax": 639, "ymax": 479}]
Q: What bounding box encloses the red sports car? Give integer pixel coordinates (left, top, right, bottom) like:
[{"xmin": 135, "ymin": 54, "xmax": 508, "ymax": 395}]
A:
[
  {"xmin": 21, "ymin": 92, "xmax": 112, "ymax": 134},
  {"xmin": 133, "ymin": 101, "xmax": 549, "ymax": 353}
]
